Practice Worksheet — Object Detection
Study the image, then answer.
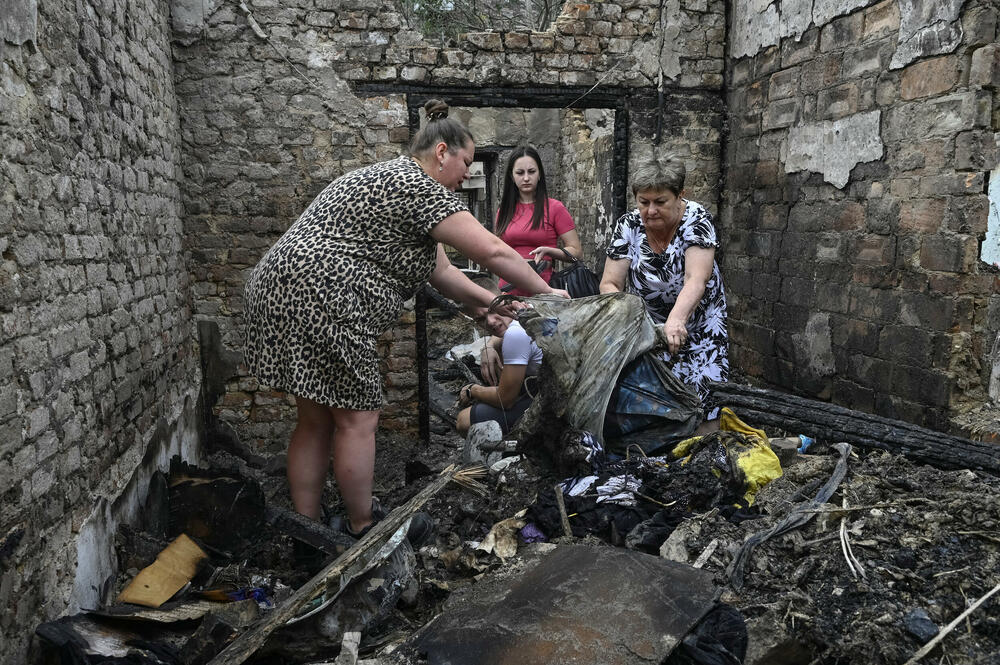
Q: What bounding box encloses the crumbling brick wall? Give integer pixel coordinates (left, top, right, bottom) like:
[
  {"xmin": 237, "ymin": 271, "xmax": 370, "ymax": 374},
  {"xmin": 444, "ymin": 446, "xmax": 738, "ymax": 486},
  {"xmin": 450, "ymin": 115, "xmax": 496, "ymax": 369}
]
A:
[
  {"xmin": 174, "ymin": 0, "xmax": 726, "ymax": 448},
  {"xmin": 721, "ymin": 0, "xmax": 1000, "ymax": 432},
  {"xmin": 0, "ymin": 0, "xmax": 201, "ymax": 659}
]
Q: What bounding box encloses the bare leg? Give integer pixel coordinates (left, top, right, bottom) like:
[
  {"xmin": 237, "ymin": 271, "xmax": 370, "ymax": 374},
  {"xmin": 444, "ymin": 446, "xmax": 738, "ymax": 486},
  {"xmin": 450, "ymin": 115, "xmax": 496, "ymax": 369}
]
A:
[
  {"xmin": 288, "ymin": 396, "xmax": 336, "ymax": 520},
  {"xmin": 695, "ymin": 418, "xmax": 719, "ymax": 436},
  {"xmin": 455, "ymin": 406, "xmax": 472, "ymax": 437},
  {"xmin": 331, "ymin": 407, "xmax": 380, "ymax": 533}
]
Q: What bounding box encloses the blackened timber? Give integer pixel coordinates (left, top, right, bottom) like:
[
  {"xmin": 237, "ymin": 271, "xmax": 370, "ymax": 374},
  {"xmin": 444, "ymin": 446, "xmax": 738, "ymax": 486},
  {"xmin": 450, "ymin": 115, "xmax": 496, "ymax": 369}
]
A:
[
  {"xmin": 416, "ymin": 287, "xmax": 430, "ymax": 444},
  {"xmin": 710, "ymin": 382, "xmax": 1000, "ymax": 475},
  {"xmin": 207, "ymin": 466, "xmax": 469, "ymax": 665},
  {"xmin": 264, "ymin": 506, "xmax": 355, "ymax": 556},
  {"xmin": 428, "ymin": 376, "xmax": 458, "ymax": 428}
]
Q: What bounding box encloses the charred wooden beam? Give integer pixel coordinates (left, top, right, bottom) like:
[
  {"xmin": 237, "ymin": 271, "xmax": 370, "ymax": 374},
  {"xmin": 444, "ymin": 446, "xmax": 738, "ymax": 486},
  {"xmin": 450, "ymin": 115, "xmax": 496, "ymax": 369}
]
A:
[
  {"xmin": 709, "ymin": 382, "xmax": 1000, "ymax": 475},
  {"xmin": 264, "ymin": 506, "xmax": 355, "ymax": 556},
  {"xmin": 208, "ymin": 466, "xmax": 479, "ymax": 665}
]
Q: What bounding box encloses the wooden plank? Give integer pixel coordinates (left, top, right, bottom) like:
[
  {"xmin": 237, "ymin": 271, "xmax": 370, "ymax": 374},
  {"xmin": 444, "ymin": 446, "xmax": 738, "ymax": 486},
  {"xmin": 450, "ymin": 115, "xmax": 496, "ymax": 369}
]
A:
[
  {"xmin": 207, "ymin": 467, "xmax": 463, "ymax": 665},
  {"xmin": 710, "ymin": 382, "xmax": 1000, "ymax": 475},
  {"xmin": 117, "ymin": 534, "xmax": 207, "ymax": 608}
]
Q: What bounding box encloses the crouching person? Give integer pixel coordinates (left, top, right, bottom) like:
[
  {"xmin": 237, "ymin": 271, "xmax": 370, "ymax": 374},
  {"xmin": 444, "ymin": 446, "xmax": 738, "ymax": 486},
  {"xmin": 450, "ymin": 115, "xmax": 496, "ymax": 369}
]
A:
[{"xmin": 456, "ymin": 311, "xmax": 541, "ymax": 436}]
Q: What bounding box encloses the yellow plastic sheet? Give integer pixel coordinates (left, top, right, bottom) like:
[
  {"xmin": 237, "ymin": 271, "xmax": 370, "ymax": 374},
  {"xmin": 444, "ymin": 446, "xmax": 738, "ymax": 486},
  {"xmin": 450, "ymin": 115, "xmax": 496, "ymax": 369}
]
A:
[{"xmin": 670, "ymin": 407, "xmax": 783, "ymax": 505}]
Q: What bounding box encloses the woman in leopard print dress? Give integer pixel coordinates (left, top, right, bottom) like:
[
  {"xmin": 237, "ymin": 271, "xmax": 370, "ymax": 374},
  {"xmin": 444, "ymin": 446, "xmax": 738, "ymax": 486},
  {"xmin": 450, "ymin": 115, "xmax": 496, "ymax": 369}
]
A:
[{"xmin": 244, "ymin": 100, "xmax": 567, "ymax": 536}]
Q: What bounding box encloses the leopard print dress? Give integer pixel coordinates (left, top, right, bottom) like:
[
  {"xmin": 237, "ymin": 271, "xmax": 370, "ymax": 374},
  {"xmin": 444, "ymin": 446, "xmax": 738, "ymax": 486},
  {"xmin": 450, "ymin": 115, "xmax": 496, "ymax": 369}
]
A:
[{"xmin": 244, "ymin": 156, "xmax": 467, "ymax": 410}]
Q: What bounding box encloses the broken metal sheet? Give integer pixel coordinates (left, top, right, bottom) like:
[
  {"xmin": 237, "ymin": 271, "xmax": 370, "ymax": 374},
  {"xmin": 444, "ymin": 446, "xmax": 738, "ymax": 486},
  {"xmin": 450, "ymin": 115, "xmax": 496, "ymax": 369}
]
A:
[
  {"xmin": 95, "ymin": 599, "xmax": 229, "ymax": 623},
  {"xmin": 411, "ymin": 543, "xmax": 716, "ymax": 665}
]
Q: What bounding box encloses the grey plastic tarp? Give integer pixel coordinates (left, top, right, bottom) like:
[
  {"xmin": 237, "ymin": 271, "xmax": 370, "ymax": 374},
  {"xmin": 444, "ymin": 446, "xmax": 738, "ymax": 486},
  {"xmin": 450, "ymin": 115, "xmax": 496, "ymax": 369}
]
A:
[{"xmin": 511, "ymin": 293, "xmax": 702, "ymax": 456}]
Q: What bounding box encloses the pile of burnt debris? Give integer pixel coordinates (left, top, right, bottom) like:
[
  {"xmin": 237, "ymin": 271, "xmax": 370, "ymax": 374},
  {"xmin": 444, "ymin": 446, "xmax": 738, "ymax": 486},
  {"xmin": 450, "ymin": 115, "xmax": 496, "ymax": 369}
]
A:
[{"xmin": 35, "ymin": 297, "xmax": 1000, "ymax": 665}]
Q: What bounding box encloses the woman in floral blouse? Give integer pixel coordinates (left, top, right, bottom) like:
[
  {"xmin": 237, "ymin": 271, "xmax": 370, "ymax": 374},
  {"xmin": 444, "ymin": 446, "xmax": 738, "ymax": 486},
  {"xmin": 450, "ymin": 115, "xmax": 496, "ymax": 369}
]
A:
[{"xmin": 600, "ymin": 155, "xmax": 729, "ymax": 429}]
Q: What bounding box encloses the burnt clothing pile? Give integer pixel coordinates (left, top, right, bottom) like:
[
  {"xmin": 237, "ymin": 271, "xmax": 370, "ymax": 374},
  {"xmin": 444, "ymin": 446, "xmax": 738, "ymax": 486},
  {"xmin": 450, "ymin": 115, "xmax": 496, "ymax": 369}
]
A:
[{"xmin": 525, "ymin": 430, "xmax": 769, "ymax": 553}]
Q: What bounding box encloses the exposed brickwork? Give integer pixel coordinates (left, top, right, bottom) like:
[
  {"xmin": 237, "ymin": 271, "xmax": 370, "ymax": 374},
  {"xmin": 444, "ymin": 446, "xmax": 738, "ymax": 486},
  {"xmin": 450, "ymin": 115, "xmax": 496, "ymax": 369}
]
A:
[
  {"xmin": 173, "ymin": 0, "xmax": 726, "ymax": 448},
  {"xmin": 0, "ymin": 0, "xmax": 200, "ymax": 658},
  {"xmin": 722, "ymin": 0, "xmax": 999, "ymax": 431}
]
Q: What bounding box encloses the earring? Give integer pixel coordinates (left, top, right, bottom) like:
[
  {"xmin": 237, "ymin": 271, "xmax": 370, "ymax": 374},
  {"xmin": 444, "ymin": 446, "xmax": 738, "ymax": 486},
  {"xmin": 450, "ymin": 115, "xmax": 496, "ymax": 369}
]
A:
[{"xmin": 438, "ymin": 164, "xmax": 443, "ymax": 172}]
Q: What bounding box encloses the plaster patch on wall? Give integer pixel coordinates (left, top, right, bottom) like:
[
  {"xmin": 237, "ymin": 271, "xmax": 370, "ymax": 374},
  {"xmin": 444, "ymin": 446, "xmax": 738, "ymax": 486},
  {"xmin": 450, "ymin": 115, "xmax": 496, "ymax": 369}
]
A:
[
  {"xmin": 780, "ymin": 0, "xmax": 814, "ymax": 42},
  {"xmin": 792, "ymin": 312, "xmax": 836, "ymax": 377},
  {"xmin": 812, "ymin": 0, "xmax": 875, "ymax": 27},
  {"xmin": 731, "ymin": 0, "xmax": 880, "ymax": 59},
  {"xmin": 659, "ymin": 0, "xmax": 684, "ymax": 81},
  {"xmin": 731, "ymin": 0, "xmax": 780, "ymax": 59},
  {"xmin": 170, "ymin": 0, "xmax": 223, "ymax": 38},
  {"xmin": 890, "ymin": 0, "xmax": 966, "ymax": 69},
  {"xmin": 783, "ymin": 110, "xmax": 883, "ymax": 188},
  {"xmin": 0, "ymin": 0, "xmax": 36, "ymax": 45}
]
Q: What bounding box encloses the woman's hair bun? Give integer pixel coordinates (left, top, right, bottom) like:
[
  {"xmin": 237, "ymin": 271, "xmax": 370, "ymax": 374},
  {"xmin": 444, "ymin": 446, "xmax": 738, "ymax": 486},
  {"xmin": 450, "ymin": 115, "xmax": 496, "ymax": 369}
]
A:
[{"xmin": 424, "ymin": 99, "xmax": 449, "ymax": 121}]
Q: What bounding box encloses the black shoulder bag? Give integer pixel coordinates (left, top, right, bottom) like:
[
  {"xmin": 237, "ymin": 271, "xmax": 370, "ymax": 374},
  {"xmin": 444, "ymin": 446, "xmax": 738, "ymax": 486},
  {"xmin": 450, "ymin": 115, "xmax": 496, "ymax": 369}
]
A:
[{"xmin": 549, "ymin": 249, "xmax": 600, "ymax": 298}]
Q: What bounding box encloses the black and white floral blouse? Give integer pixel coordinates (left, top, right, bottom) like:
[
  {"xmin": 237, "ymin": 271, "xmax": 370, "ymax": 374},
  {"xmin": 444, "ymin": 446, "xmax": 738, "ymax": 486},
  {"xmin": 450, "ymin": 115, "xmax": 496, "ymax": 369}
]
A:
[{"xmin": 605, "ymin": 200, "xmax": 729, "ymax": 417}]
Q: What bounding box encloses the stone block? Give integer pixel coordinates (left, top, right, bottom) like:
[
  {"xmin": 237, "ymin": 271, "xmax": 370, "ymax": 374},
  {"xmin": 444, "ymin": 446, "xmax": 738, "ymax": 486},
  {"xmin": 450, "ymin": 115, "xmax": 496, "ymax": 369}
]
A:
[
  {"xmin": 919, "ymin": 234, "xmax": 977, "ymax": 273},
  {"xmin": 955, "ymin": 130, "xmax": 998, "ymax": 171},
  {"xmin": 463, "ymin": 421, "xmax": 503, "ymax": 466},
  {"xmin": 755, "ymin": 45, "xmax": 781, "ymax": 77},
  {"xmin": 781, "ymin": 27, "xmax": 818, "ymax": 67},
  {"xmin": 836, "ymin": 201, "xmax": 866, "ymax": 231},
  {"xmin": 575, "ymin": 35, "xmax": 599, "ymax": 53},
  {"xmin": 962, "ymin": 3, "xmax": 997, "ymax": 47},
  {"xmin": 530, "ymin": 32, "xmax": 555, "ymax": 50},
  {"xmin": 767, "ymin": 66, "xmax": 800, "ymax": 100},
  {"xmin": 831, "ymin": 316, "xmax": 880, "ymax": 353},
  {"xmin": 779, "ymin": 276, "xmax": 815, "ymax": 308},
  {"xmin": 863, "ymin": 0, "xmax": 899, "ymax": 39},
  {"xmin": 820, "ymin": 12, "xmax": 864, "ymax": 52},
  {"xmin": 879, "ymin": 324, "xmax": 933, "ymax": 361},
  {"xmin": 899, "ymin": 198, "xmax": 944, "ymax": 234},
  {"xmin": 918, "ymin": 172, "xmax": 985, "ymax": 197},
  {"xmin": 411, "ymin": 48, "xmax": 438, "ymax": 65},
  {"xmin": 900, "ymin": 55, "xmax": 958, "ymax": 99},
  {"xmin": 971, "ymin": 44, "xmax": 1000, "ymax": 89},
  {"xmin": 400, "ymin": 66, "xmax": 425, "ymax": 82},
  {"xmin": 817, "ymin": 82, "xmax": 859, "ymax": 119},
  {"xmin": 731, "ymin": 59, "xmax": 752, "ymax": 86},
  {"xmin": 887, "ymin": 92, "xmax": 991, "ymax": 142},
  {"xmin": 503, "ymin": 32, "xmax": 530, "ymax": 50},
  {"xmin": 847, "ymin": 286, "xmax": 900, "ymax": 323},
  {"xmin": 762, "ymin": 98, "xmax": 799, "ymax": 130},
  {"xmin": 842, "ymin": 42, "xmax": 886, "ymax": 78},
  {"xmin": 440, "ymin": 49, "xmax": 472, "ymax": 66},
  {"xmin": 944, "ymin": 194, "xmax": 989, "ymax": 235},
  {"xmin": 847, "ymin": 353, "xmax": 893, "ymax": 389},
  {"xmin": 891, "ymin": 364, "xmax": 951, "ymax": 407},
  {"xmin": 852, "ymin": 234, "xmax": 894, "ymax": 264},
  {"xmin": 800, "ymin": 53, "xmax": 842, "ymax": 93},
  {"xmin": 464, "ymin": 31, "xmax": 503, "ymax": 51}
]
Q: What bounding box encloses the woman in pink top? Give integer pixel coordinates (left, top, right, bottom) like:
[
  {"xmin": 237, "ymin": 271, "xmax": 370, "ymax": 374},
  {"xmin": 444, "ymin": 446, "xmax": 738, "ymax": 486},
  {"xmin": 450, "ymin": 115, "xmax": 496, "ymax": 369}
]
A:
[
  {"xmin": 494, "ymin": 145, "xmax": 582, "ymax": 296},
  {"xmin": 482, "ymin": 146, "xmax": 582, "ymax": 384}
]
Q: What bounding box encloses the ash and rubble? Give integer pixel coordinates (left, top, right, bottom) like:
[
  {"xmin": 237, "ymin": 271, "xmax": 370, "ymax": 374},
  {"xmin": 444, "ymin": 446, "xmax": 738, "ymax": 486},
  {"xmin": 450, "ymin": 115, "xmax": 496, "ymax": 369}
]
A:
[{"xmin": 34, "ymin": 301, "xmax": 1000, "ymax": 665}]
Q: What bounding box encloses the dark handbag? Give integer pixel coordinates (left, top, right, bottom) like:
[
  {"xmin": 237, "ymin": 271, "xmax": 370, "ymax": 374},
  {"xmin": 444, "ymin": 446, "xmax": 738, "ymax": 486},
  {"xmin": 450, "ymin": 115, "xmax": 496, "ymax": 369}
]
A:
[
  {"xmin": 499, "ymin": 259, "xmax": 551, "ymax": 293},
  {"xmin": 550, "ymin": 249, "xmax": 600, "ymax": 298}
]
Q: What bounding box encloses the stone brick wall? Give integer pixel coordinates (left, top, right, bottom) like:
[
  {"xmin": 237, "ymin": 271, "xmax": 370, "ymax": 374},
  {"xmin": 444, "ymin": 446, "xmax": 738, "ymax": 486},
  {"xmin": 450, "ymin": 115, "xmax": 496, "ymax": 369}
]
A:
[
  {"xmin": 722, "ymin": 0, "xmax": 1000, "ymax": 431},
  {"xmin": 0, "ymin": 0, "xmax": 201, "ymax": 658},
  {"xmin": 174, "ymin": 0, "xmax": 726, "ymax": 449}
]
